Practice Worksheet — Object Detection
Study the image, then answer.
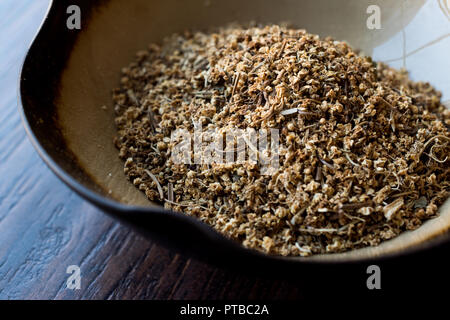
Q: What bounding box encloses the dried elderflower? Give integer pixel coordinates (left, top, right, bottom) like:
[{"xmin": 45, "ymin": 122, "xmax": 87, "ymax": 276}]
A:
[{"xmin": 112, "ymin": 25, "xmax": 449, "ymax": 256}]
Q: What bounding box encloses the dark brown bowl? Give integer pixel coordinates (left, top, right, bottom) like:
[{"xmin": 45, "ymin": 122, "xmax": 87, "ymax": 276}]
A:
[{"xmin": 19, "ymin": 0, "xmax": 450, "ymax": 270}]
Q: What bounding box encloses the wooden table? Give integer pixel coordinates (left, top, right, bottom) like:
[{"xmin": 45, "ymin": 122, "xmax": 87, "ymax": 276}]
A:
[{"xmin": 0, "ymin": 0, "xmax": 448, "ymax": 301}]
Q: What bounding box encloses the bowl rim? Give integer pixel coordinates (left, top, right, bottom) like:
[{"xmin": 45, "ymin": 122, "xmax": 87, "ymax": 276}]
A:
[{"xmin": 17, "ymin": 0, "xmax": 450, "ymax": 267}]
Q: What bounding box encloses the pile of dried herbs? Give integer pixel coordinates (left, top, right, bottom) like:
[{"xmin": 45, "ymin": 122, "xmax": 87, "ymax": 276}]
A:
[{"xmin": 113, "ymin": 25, "xmax": 450, "ymax": 256}]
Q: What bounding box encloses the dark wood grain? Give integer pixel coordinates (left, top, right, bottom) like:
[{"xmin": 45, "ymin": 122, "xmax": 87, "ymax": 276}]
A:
[{"xmin": 0, "ymin": 0, "xmax": 448, "ymax": 301}]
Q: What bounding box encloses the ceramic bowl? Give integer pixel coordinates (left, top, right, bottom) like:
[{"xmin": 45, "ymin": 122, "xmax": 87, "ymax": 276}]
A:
[{"xmin": 19, "ymin": 0, "xmax": 450, "ymax": 269}]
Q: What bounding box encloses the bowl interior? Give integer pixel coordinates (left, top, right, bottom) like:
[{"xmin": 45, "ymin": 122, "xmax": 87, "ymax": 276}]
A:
[{"xmin": 53, "ymin": 0, "xmax": 450, "ymax": 261}]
